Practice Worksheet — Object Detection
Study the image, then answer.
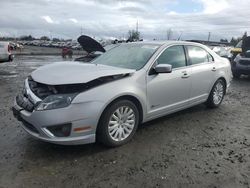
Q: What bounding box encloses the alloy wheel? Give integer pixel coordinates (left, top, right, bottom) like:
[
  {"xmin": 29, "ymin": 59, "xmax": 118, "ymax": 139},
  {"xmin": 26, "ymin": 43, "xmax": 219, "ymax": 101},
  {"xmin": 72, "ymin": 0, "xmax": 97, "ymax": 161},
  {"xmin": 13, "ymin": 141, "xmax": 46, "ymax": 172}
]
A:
[
  {"xmin": 213, "ymin": 81, "xmax": 224, "ymax": 105},
  {"xmin": 108, "ymin": 106, "xmax": 135, "ymax": 142}
]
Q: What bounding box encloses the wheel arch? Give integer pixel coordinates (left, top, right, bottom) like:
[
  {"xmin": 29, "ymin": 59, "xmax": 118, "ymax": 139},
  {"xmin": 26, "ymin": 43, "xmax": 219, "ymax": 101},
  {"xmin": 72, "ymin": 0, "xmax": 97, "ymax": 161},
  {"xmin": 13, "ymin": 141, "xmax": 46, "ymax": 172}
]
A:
[
  {"xmin": 217, "ymin": 77, "xmax": 227, "ymax": 93},
  {"xmin": 97, "ymin": 95, "xmax": 144, "ymax": 130}
]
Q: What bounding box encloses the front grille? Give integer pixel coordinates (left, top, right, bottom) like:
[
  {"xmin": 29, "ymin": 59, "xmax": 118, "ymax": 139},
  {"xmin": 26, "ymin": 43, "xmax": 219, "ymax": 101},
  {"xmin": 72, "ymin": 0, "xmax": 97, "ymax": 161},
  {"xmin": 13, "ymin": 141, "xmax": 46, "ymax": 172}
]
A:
[
  {"xmin": 22, "ymin": 119, "xmax": 39, "ymax": 134},
  {"xmin": 239, "ymin": 60, "xmax": 250, "ymax": 66},
  {"xmin": 28, "ymin": 77, "xmax": 54, "ymax": 99},
  {"xmin": 28, "ymin": 76, "xmax": 89, "ymax": 97},
  {"xmin": 16, "ymin": 94, "xmax": 34, "ymax": 112}
]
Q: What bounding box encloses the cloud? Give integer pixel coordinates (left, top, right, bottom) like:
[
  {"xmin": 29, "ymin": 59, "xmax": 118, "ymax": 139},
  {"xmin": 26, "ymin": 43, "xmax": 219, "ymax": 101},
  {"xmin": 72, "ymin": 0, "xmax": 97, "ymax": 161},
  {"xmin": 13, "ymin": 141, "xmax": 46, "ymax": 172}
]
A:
[
  {"xmin": 0, "ymin": 0, "xmax": 249, "ymax": 41},
  {"xmin": 41, "ymin": 16, "xmax": 54, "ymax": 24},
  {"xmin": 119, "ymin": 6, "xmax": 146, "ymax": 13},
  {"xmin": 69, "ymin": 18, "xmax": 78, "ymax": 23},
  {"xmin": 200, "ymin": 0, "xmax": 230, "ymax": 14},
  {"xmin": 168, "ymin": 11, "xmax": 178, "ymax": 15}
]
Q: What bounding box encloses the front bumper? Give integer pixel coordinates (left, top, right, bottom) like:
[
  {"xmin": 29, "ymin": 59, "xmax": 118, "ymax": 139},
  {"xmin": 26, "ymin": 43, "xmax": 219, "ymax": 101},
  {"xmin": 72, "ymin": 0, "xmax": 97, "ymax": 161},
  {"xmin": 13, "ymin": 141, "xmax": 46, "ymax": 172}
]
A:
[
  {"xmin": 12, "ymin": 90, "xmax": 104, "ymax": 145},
  {"xmin": 232, "ymin": 64, "xmax": 250, "ymax": 75},
  {"xmin": 13, "ymin": 107, "xmax": 95, "ymax": 145}
]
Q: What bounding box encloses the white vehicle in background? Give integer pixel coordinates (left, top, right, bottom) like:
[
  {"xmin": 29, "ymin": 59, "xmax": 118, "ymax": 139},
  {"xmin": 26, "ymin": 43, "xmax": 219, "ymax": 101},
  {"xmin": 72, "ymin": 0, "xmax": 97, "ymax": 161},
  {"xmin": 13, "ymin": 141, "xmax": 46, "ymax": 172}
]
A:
[
  {"xmin": 0, "ymin": 42, "xmax": 13, "ymax": 62},
  {"xmin": 209, "ymin": 46, "xmax": 232, "ymax": 60}
]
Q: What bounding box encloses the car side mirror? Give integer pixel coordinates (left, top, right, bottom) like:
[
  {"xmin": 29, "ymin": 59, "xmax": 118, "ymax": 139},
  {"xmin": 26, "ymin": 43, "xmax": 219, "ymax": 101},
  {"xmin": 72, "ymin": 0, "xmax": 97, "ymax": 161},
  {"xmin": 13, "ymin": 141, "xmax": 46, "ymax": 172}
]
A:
[
  {"xmin": 245, "ymin": 50, "xmax": 250, "ymax": 58},
  {"xmin": 154, "ymin": 64, "xmax": 172, "ymax": 74}
]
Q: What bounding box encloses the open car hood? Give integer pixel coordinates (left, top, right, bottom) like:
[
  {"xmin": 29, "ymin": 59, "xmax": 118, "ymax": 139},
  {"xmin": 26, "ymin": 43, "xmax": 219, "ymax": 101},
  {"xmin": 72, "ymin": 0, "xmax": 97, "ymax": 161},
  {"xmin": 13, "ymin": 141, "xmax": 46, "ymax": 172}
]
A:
[
  {"xmin": 31, "ymin": 62, "xmax": 135, "ymax": 85},
  {"xmin": 77, "ymin": 35, "xmax": 106, "ymax": 54}
]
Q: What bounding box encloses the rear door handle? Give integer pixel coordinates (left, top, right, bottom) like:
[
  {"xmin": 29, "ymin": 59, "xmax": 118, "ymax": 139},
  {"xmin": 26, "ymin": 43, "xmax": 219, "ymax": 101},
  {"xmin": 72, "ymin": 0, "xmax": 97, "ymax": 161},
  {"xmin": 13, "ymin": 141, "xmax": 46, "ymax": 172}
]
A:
[
  {"xmin": 181, "ymin": 71, "xmax": 190, "ymax": 79},
  {"xmin": 212, "ymin": 67, "xmax": 217, "ymax": 72}
]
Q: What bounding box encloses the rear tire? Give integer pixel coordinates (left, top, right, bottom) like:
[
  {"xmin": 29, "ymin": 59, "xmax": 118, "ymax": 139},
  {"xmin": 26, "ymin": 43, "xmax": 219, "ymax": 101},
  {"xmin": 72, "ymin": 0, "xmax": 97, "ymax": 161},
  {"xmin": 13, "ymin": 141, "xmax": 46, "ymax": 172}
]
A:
[
  {"xmin": 206, "ymin": 79, "xmax": 226, "ymax": 108},
  {"xmin": 97, "ymin": 100, "xmax": 139, "ymax": 147}
]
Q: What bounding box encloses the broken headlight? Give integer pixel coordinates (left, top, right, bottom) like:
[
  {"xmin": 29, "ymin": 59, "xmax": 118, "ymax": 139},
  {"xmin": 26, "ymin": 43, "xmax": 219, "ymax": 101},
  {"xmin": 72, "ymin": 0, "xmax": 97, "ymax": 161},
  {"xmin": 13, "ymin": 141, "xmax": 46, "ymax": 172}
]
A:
[{"xmin": 35, "ymin": 93, "xmax": 77, "ymax": 111}]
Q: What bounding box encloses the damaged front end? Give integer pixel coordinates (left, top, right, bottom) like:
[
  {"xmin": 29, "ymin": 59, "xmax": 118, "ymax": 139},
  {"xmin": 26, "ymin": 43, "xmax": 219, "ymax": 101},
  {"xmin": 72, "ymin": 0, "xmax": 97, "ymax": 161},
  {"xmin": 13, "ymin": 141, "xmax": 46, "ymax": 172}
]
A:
[{"xmin": 16, "ymin": 73, "xmax": 130, "ymax": 112}]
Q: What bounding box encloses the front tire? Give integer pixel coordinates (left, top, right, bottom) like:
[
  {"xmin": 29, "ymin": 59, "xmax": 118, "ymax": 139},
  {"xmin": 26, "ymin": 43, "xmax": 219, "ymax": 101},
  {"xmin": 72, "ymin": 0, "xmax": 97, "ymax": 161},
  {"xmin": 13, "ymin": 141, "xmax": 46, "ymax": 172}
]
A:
[
  {"xmin": 97, "ymin": 100, "xmax": 139, "ymax": 147},
  {"xmin": 8, "ymin": 55, "xmax": 13, "ymax": 62},
  {"xmin": 206, "ymin": 79, "xmax": 226, "ymax": 108}
]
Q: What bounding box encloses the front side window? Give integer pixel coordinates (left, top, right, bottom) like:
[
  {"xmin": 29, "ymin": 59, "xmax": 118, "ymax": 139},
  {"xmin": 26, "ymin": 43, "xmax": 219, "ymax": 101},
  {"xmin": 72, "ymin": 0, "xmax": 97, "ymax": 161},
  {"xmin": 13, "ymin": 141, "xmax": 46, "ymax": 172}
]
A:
[
  {"xmin": 157, "ymin": 45, "xmax": 186, "ymax": 69},
  {"xmin": 187, "ymin": 46, "xmax": 212, "ymax": 65}
]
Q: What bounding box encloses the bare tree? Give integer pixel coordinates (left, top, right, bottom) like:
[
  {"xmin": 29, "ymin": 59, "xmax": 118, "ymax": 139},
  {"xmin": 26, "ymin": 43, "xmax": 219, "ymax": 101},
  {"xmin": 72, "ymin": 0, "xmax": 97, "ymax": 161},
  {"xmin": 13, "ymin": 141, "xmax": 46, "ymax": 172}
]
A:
[
  {"xmin": 127, "ymin": 30, "xmax": 140, "ymax": 42},
  {"xmin": 167, "ymin": 29, "xmax": 173, "ymax": 40}
]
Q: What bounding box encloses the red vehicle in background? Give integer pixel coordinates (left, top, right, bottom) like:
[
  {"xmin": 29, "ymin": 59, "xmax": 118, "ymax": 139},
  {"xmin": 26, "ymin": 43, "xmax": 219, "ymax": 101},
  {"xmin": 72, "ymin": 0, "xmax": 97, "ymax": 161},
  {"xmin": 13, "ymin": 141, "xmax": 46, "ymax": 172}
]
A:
[{"xmin": 62, "ymin": 47, "xmax": 73, "ymax": 58}]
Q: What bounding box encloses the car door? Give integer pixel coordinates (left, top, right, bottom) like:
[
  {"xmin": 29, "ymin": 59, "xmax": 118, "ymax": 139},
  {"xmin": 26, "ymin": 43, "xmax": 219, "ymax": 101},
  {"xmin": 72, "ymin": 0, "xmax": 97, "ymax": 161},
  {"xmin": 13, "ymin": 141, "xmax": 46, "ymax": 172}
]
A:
[
  {"xmin": 146, "ymin": 45, "xmax": 192, "ymax": 119},
  {"xmin": 186, "ymin": 45, "xmax": 216, "ymax": 103}
]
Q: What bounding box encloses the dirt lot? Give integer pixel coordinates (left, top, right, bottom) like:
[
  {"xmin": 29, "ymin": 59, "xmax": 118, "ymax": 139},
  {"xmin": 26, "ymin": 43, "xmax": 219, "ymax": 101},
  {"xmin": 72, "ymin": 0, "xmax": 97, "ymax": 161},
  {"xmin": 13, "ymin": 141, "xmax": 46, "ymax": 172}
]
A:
[{"xmin": 0, "ymin": 56, "xmax": 250, "ymax": 188}]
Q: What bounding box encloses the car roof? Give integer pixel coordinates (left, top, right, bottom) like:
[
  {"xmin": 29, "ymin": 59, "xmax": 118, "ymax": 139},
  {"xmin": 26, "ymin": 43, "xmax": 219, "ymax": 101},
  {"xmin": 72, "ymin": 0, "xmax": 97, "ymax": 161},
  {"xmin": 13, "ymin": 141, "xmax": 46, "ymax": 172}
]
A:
[{"xmin": 125, "ymin": 40, "xmax": 205, "ymax": 47}]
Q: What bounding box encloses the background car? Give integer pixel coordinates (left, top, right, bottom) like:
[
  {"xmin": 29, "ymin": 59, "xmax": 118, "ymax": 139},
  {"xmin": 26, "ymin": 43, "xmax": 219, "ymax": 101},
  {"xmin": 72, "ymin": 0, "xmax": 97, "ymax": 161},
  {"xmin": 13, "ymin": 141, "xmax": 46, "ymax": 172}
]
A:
[
  {"xmin": 231, "ymin": 36, "xmax": 250, "ymax": 78},
  {"xmin": 0, "ymin": 42, "xmax": 13, "ymax": 62},
  {"xmin": 230, "ymin": 40, "xmax": 242, "ymax": 61}
]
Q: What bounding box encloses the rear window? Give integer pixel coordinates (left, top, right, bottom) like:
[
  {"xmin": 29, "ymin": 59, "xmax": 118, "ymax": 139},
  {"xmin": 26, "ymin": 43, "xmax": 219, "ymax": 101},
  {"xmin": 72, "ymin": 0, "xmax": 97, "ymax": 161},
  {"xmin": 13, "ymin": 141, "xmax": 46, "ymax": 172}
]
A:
[{"xmin": 187, "ymin": 46, "xmax": 213, "ymax": 65}]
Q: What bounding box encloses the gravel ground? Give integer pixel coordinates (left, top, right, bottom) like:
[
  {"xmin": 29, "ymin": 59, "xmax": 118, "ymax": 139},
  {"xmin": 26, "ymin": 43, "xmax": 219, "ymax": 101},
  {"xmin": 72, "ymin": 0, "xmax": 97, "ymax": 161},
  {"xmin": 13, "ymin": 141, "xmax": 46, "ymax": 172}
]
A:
[{"xmin": 0, "ymin": 56, "xmax": 250, "ymax": 188}]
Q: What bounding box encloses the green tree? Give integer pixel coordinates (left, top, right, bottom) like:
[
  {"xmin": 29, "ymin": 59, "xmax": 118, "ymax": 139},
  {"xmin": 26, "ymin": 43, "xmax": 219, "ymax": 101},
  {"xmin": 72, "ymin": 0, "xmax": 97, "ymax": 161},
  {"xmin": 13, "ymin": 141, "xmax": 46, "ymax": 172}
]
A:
[
  {"xmin": 40, "ymin": 36, "xmax": 50, "ymax": 41},
  {"xmin": 20, "ymin": 35, "xmax": 34, "ymax": 41},
  {"xmin": 52, "ymin": 38, "xmax": 60, "ymax": 42},
  {"xmin": 220, "ymin": 38, "xmax": 228, "ymax": 43},
  {"xmin": 230, "ymin": 37, "xmax": 242, "ymax": 46},
  {"xmin": 242, "ymin": 31, "xmax": 248, "ymax": 40}
]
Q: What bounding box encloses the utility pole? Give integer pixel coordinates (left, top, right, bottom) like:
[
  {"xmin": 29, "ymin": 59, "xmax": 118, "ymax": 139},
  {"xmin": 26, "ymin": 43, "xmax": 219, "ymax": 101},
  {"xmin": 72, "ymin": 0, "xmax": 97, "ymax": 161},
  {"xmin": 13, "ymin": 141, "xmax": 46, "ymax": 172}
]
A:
[
  {"xmin": 49, "ymin": 30, "xmax": 52, "ymax": 40},
  {"xmin": 80, "ymin": 26, "xmax": 83, "ymax": 36},
  {"xmin": 136, "ymin": 20, "xmax": 139, "ymax": 33},
  {"xmin": 167, "ymin": 28, "xmax": 172, "ymax": 40},
  {"xmin": 208, "ymin": 32, "xmax": 211, "ymax": 42}
]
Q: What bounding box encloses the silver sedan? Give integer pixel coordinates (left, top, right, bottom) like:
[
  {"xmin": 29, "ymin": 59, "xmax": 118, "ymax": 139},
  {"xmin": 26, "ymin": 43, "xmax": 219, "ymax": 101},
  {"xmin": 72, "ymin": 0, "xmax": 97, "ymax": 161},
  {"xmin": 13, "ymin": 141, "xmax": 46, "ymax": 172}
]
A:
[{"xmin": 12, "ymin": 41, "xmax": 232, "ymax": 147}]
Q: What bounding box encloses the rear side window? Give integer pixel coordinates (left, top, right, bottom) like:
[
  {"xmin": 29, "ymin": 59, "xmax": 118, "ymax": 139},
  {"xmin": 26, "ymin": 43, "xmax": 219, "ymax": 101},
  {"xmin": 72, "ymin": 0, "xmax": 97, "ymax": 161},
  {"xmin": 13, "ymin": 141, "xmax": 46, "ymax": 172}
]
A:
[
  {"xmin": 187, "ymin": 46, "xmax": 213, "ymax": 65},
  {"xmin": 157, "ymin": 45, "xmax": 186, "ymax": 69}
]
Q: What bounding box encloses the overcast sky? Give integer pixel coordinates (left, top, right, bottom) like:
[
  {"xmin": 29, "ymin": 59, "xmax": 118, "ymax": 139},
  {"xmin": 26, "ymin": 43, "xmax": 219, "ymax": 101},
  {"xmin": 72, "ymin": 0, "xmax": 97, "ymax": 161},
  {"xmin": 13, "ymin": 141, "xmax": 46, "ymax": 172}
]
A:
[{"xmin": 0, "ymin": 0, "xmax": 249, "ymax": 41}]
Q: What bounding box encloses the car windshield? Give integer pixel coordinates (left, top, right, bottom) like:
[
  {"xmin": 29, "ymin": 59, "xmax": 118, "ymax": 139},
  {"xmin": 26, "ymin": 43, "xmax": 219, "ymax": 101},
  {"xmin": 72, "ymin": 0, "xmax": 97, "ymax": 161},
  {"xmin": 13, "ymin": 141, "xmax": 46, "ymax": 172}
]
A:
[
  {"xmin": 236, "ymin": 40, "xmax": 242, "ymax": 48},
  {"xmin": 91, "ymin": 43, "xmax": 160, "ymax": 70}
]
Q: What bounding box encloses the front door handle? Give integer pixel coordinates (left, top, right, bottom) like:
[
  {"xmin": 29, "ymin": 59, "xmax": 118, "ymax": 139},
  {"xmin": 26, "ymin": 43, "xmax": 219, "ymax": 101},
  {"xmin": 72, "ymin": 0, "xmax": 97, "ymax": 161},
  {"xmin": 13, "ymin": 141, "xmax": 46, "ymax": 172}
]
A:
[
  {"xmin": 182, "ymin": 71, "xmax": 190, "ymax": 79},
  {"xmin": 212, "ymin": 67, "xmax": 217, "ymax": 72}
]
